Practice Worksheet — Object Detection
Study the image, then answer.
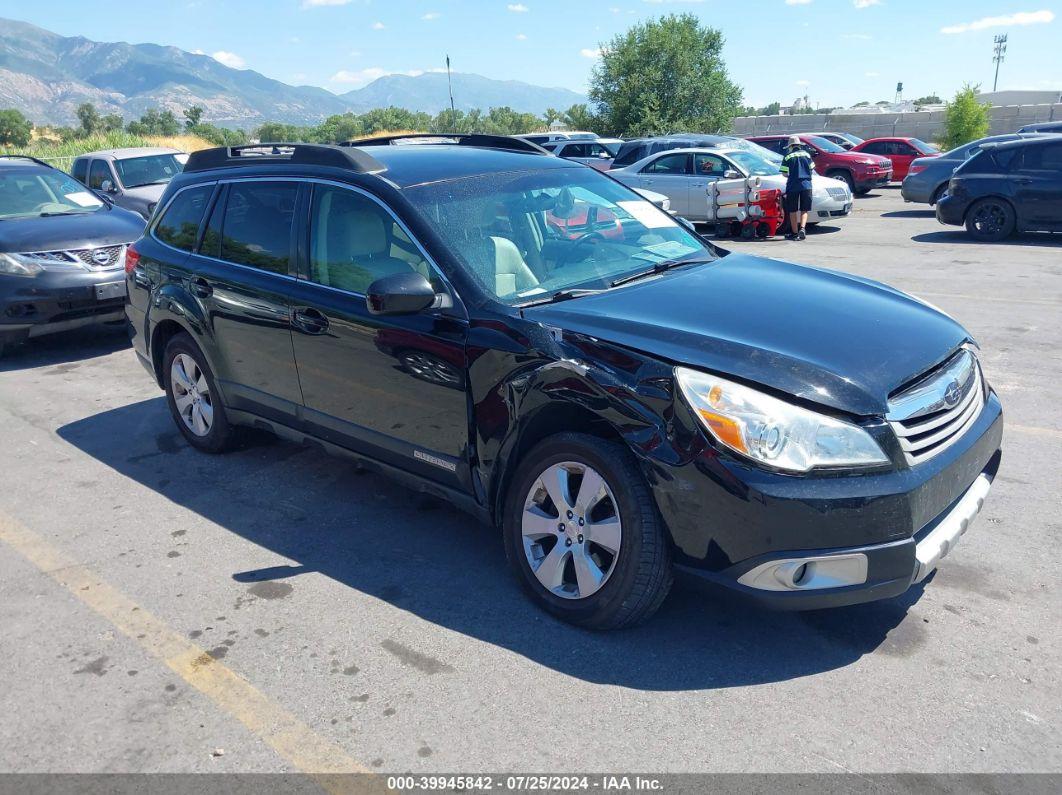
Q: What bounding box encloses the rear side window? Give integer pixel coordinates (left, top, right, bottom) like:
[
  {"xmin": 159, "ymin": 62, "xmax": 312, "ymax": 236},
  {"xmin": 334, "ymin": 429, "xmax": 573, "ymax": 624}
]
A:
[
  {"xmin": 861, "ymin": 141, "xmax": 888, "ymax": 155},
  {"xmin": 643, "ymin": 153, "xmax": 690, "ymax": 175},
  {"xmin": 154, "ymin": 185, "xmax": 214, "ymax": 252},
  {"xmin": 218, "ymin": 181, "xmax": 299, "ymax": 275},
  {"xmin": 1020, "ymin": 142, "xmax": 1062, "ymax": 171},
  {"xmin": 611, "ymin": 145, "xmax": 646, "ymax": 167}
]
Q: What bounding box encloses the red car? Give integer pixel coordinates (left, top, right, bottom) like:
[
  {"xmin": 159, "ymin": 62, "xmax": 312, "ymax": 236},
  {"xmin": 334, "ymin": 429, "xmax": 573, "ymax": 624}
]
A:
[
  {"xmin": 850, "ymin": 137, "xmax": 941, "ymax": 181},
  {"xmin": 748, "ymin": 134, "xmax": 892, "ymax": 195}
]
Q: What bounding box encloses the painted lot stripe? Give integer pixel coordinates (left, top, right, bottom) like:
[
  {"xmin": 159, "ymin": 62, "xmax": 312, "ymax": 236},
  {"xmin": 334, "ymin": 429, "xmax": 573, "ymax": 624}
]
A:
[{"xmin": 0, "ymin": 513, "xmax": 384, "ymax": 793}]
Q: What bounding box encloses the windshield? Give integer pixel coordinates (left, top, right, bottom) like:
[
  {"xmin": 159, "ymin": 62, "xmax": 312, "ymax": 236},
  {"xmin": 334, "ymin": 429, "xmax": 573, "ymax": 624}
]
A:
[
  {"xmin": 598, "ymin": 140, "xmax": 622, "ymax": 157},
  {"xmin": 840, "ymin": 133, "xmax": 864, "ymax": 146},
  {"xmin": 726, "ymin": 150, "xmax": 779, "ymax": 176},
  {"xmin": 727, "ymin": 138, "xmax": 783, "ymax": 164},
  {"xmin": 909, "ymin": 138, "xmax": 939, "ymax": 155},
  {"xmin": 0, "ymin": 168, "xmax": 105, "ymax": 219},
  {"xmin": 113, "ymin": 153, "xmax": 183, "ymax": 188},
  {"xmin": 805, "ymin": 136, "xmax": 846, "ymax": 154},
  {"xmin": 403, "ymin": 167, "xmax": 715, "ymax": 305}
]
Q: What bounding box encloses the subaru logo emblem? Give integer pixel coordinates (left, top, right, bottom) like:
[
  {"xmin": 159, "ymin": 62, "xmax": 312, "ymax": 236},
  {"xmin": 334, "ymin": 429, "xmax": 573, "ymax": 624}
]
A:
[
  {"xmin": 91, "ymin": 249, "xmax": 111, "ymax": 266},
  {"xmin": 943, "ymin": 380, "xmax": 962, "ymax": 407}
]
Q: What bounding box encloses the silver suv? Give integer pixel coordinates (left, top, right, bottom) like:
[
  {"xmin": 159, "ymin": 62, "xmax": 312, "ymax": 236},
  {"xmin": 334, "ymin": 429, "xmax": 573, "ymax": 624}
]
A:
[{"xmin": 72, "ymin": 147, "xmax": 185, "ymax": 220}]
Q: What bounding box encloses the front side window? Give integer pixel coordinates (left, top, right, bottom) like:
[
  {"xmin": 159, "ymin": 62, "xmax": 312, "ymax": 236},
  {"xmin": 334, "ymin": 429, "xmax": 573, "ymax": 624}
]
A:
[
  {"xmin": 0, "ymin": 168, "xmax": 105, "ymax": 220},
  {"xmin": 88, "ymin": 160, "xmax": 113, "ymax": 190},
  {"xmin": 693, "ymin": 153, "xmax": 728, "ymax": 177},
  {"xmin": 155, "ymin": 185, "xmax": 214, "ymax": 252},
  {"xmin": 643, "ymin": 153, "xmax": 690, "ymax": 175},
  {"xmin": 307, "ymin": 185, "xmax": 432, "ymax": 294},
  {"xmin": 561, "ymin": 144, "xmax": 588, "ymax": 158},
  {"xmin": 218, "ymin": 181, "xmax": 298, "ymax": 275},
  {"xmin": 113, "ymin": 154, "xmax": 183, "ymax": 189},
  {"xmin": 403, "ymin": 166, "xmax": 715, "ymax": 304},
  {"xmin": 71, "ymin": 159, "xmax": 88, "ymax": 184}
]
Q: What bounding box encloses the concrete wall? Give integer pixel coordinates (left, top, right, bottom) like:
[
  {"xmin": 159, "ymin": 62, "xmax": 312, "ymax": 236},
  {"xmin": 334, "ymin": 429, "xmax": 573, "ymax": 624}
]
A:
[{"xmin": 731, "ymin": 103, "xmax": 1062, "ymax": 142}]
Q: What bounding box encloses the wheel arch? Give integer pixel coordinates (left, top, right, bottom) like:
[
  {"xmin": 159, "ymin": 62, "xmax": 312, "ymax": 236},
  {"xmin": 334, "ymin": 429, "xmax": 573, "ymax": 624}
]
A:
[
  {"xmin": 963, "ymin": 193, "xmax": 1017, "ymax": 223},
  {"xmin": 147, "ymin": 285, "xmax": 218, "ymax": 388}
]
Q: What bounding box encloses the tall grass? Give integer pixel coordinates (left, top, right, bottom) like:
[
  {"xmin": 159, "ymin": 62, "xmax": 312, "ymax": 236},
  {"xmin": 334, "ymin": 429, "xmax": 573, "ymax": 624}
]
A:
[{"xmin": 2, "ymin": 131, "xmax": 214, "ymax": 171}]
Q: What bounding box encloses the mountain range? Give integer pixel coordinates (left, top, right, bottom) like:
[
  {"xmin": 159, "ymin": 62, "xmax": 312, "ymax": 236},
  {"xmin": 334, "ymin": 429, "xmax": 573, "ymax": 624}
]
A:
[{"xmin": 0, "ymin": 17, "xmax": 587, "ymax": 127}]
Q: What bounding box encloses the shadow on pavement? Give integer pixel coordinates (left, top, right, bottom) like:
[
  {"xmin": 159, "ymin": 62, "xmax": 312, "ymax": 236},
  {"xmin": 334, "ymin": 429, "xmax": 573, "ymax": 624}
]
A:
[
  {"xmin": 912, "ymin": 230, "xmax": 1062, "ymax": 247},
  {"xmin": 882, "ymin": 209, "xmax": 936, "ymax": 219},
  {"xmin": 0, "ymin": 324, "xmax": 130, "ymax": 373},
  {"xmin": 58, "ymin": 397, "xmax": 927, "ymax": 691}
]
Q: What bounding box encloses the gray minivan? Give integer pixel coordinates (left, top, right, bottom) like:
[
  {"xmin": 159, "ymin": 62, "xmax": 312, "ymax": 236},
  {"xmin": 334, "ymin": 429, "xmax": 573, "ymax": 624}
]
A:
[{"xmin": 72, "ymin": 147, "xmax": 185, "ymax": 220}]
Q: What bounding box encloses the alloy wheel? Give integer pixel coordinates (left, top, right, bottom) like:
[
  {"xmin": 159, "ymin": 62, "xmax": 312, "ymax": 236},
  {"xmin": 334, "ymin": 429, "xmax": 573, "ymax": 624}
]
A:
[
  {"xmin": 972, "ymin": 202, "xmax": 1006, "ymax": 237},
  {"xmin": 521, "ymin": 461, "xmax": 622, "ymax": 600},
  {"xmin": 170, "ymin": 353, "xmax": 213, "ymax": 437}
]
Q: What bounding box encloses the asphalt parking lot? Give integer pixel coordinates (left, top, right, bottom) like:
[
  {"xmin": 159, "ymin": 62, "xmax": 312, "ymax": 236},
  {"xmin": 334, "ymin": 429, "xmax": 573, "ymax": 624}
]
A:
[{"xmin": 0, "ymin": 186, "xmax": 1059, "ymax": 777}]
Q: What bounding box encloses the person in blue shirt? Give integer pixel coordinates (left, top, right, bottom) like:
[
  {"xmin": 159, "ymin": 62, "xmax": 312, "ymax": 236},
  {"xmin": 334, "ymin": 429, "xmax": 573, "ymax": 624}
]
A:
[{"xmin": 779, "ymin": 135, "xmax": 815, "ymax": 240}]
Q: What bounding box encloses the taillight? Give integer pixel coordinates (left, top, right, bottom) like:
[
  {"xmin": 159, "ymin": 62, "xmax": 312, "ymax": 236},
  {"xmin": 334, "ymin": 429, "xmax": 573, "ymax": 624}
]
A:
[
  {"xmin": 124, "ymin": 243, "xmax": 141, "ymax": 275},
  {"xmin": 908, "ymin": 163, "xmax": 927, "ymax": 175}
]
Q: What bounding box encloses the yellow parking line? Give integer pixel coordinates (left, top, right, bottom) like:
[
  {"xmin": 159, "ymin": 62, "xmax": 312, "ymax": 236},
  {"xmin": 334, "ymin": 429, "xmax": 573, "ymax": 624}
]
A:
[
  {"xmin": 0, "ymin": 513, "xmax": 382, "ymax": 793},
  {"xmin": 1008, "ymin": 424, "xmax": 1062, "ymax": 440}
]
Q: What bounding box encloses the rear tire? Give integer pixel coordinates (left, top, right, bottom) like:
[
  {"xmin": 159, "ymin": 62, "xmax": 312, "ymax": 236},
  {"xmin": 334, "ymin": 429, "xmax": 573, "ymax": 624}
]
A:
[
  {"xmin": 965, "ymin": 198, "xmax": 1016, "ymax": 242},
  {"xmin": 162, "ymin": 333, "xmax": 237, "ymax": 453},
  {"xmin": 502, "ymin": 433, "xmax": 673, "ymax": 629}
]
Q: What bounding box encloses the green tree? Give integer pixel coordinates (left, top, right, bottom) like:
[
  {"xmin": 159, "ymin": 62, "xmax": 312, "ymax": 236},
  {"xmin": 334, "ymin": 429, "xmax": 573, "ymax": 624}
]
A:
[
  {"xmin": 76, "ymin": 103, "xmax": 102, "ymax": 136},
  {"xmin": 0, "ymin": 108, "xmax": 33, "ymax": 147},
  {"xmin": 100, "ymin": 113, "xmax": 124, "ymax": 132},
  {"xmin": 561, "ymin": 104, "xmax": 596, "ymax": 132},
  {"xmin": 542, "ymin": 107, "xmax": 561, "ymax": 129},
  {"xmin": 189, "ymin": 124, "xmax": 249, "ymax": 146},
  {"xmin": 914, "ymin": 94, "xmax": 942, "ymax": 106},
  {"xmin": 127, "ymin": 108, "xmax": 181, "ymax": 136},
  {"xmin": 588, "ymin": 13, "xmax": 743, "ymax": 137},
  {"xmin": 942, "ymin": 84, "xmax": 990, "ymax": 150},
  {"xmin": 184, "ymin": 105, "xmax": 204, "ymax": 129}
]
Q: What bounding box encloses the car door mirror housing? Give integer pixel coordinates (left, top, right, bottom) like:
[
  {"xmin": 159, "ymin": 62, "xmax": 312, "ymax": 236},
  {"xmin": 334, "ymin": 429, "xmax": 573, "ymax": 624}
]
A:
[
  {"xmin": 723, "ymin": 170, "xmax": 741, "ymax": 179},
  {"xmin": 101, "ymin": 179, "xmax": 116, "ymax": 193},
  {"xmin": 366, "ymin": 271, "xmax": 437, "ymax": 316}
]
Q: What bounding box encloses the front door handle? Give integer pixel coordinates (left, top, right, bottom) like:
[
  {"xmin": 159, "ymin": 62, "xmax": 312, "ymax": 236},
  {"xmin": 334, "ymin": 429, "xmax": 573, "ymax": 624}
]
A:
[
  {"xmin": 292, "ymin": 306, "xmax": 329, "ymax": 334},
  {"xmin": 190, "ymin": 277, "xmax": 212, "ymax": 298},
  {"xmin": 1013, "ymin": 177, "xmax": 1033, "ymax": 184}
]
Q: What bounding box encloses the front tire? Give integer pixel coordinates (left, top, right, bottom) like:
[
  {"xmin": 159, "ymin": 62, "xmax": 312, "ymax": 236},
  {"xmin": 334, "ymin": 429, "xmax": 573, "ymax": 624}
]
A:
[
  {"xmin": 502, "ymin": 433, "xmax": 672, "ymax": 629},
  {"xmin": 827, "ymin": 170, "xmax": 855, "ymax": 193},
  {"xmin": 965, "ymin": 197, "xmax": 1015, "ymax": 241},
  {"xmin": 162, "ymin": 333, "xmax": 237, "ymax": 453}
]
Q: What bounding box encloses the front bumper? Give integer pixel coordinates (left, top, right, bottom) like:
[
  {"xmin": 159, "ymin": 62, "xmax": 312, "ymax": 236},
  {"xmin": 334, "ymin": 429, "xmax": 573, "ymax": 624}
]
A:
[
  {"xmin": 811, "ymin": 193, "xmax": 852, "ymax": 222},
  {"xmin": 1, "ymin": 268, "xmax": 127, "ymax": 338},
  {"xmin": 654, "ymin": 390, "xmax": 1003, "ymax": 610},
  {"xmin": 853, "ymin": 170, "xmax": 892, "ymax": 191}
]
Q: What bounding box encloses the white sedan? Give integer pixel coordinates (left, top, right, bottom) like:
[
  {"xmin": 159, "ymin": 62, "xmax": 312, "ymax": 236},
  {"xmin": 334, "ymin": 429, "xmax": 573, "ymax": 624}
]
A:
[{"xmin": 609, "ymin": 147, "xmax": 853, "ymax": 225}]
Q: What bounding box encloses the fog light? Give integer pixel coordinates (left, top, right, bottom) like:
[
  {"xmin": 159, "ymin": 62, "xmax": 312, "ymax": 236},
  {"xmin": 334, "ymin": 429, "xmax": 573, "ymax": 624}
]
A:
[{"xmin": 740, "ymin": 553, "xmax": 868, "ymax": 592}]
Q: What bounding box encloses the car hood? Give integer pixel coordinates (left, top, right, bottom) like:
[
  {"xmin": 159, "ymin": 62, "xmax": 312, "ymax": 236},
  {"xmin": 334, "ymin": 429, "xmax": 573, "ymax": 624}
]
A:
[
  {"xmin": 121, "ymin": 184, "xmax": 168, "ymax": 202},
  {"xmin": 0, "ymin": 207, "xmax": 145, "ymax": 253},
  {"xmin": 757, "ymin": 174, "xmax": 848, "ymax": 193},
  {"xmin": 838, "ymin": 151, "xmax": 892, "ymax": 167},
  {"xmin": 525, "ymin": 254, "xmax": 968, "ymax": 416}
]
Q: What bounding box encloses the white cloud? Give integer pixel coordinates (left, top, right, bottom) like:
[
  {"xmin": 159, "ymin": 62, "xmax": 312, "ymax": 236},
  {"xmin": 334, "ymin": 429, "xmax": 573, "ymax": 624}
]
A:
[
  {"xmin": 515, "ymin": 33, "xmax": 528, "ymax": 40},
  {"xmin": 421, "ymin": 11, "xmax": 441, "ymax": 20},
  {"xmin": 580, "ymin": 47, "xmax": 602, "ymax": 58},
  {"xmin": 786, "ymin": 0, "xmax": 812, "ymax": 5},
  {"xmin": 795, "ymin": 79, "xmax": 810, "ymax": 86},
  {"xmin": 507, "ymin": 3, "xmax": 529, "ymax": 11},
  {"xmin": 331, "ymin": 67, "xmax": 387, "ymax": 85},
  {"xmin": 301, "ymin": 0, "xmax": 352, "ymax": 7},
  {"xmin": 941, "ymin": 10, "xmax": 1054, "ymax": 34},
  {"xmin": 371, "ymin": 21, "xmax": 385, "ymax": 29},
  {"xmin": 853, "ymin": 0, "xmax": 880, "ymax": 8},
  {"xmin": 212, "ymin": 50, "xmax": 246, "ymax": 69},
  {"xmin": 865, "ymin": 71, "xmax": 880, "ymax": 77}
]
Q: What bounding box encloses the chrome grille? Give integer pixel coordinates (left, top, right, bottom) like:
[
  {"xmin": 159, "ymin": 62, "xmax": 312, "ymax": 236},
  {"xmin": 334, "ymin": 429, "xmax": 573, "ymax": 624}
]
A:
[
  {"xmin": 826, "ymin": 187, "xmax": 850, "ymax": 200},
  {"xmin": 72, "ymin": 245, "xmax": 124, "ymax": 269},
  {"xmin": 887, "ymin": 349, "xmax": 985, "ymax": 466}
]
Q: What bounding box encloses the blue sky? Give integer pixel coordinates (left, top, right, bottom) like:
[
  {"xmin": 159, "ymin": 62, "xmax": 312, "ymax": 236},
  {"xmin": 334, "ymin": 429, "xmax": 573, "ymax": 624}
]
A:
[{"xmin": 1, "ymin": 0, "xmax": 1059, "ymax": 108}]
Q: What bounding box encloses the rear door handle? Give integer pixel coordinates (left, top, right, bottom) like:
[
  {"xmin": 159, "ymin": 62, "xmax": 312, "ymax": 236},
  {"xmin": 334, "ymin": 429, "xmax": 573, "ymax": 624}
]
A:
[
  {"xmin": 190, "ymin": 277, "xmax": 212, "ymax": 298},
  {"xmin": 292, "ymin": 306, "xmax": 329, "ymax": 334}
]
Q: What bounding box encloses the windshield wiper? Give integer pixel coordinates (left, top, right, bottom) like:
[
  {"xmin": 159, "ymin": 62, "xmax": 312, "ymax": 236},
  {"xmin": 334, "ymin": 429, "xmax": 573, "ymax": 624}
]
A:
[
  {"xmin": 518, "ymin": 288, "xmax": 605, "ymax": 307},
  {"xmin": 38, "ymin": 210, "xmax": 96, "ymax": 217},
  {"xmin": 610, "ymin": 256, "xmax": 714, "ymax": 288}
]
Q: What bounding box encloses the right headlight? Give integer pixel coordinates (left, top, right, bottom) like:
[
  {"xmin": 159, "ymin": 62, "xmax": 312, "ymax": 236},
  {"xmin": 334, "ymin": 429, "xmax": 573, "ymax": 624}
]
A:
[
  {"xmin": 675, "ymin": 367, "xmax": 889, "ymax": 473},
  {"xmin": 0, "ymin": 253, "xmax": 45, "ymax": 277}
]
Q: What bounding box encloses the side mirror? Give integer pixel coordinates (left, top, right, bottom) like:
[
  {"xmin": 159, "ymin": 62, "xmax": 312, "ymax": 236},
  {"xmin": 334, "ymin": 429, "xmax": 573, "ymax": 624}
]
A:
[
  {"xmin": 723, "ymin": 170, "xmax": 741, "ymax": 179},
  {"xmin": 366, "ymin": 271, "xmax": 437, "ymax": 316},
  {"xmin": 101, "ymin": 179, "xmax": 116, "ymax": 193}
]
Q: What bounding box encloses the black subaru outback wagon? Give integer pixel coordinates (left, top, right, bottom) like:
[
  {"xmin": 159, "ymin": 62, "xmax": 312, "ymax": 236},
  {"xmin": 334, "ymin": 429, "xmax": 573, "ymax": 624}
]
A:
[{"xmin": 127, "ymin": 137, "xmax": 1002, "ymax": 629}]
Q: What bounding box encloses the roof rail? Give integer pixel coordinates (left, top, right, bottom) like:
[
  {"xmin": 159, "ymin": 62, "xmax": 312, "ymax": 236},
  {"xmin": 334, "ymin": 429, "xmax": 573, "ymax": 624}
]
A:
[
  {"xmin": 341, "ymin": 133, "xmax": 549, "ymax": 155},
  {"xmin": 0, "ymin": 154, "xmax": 55, "ymax": 169},
  {"xmin": 183, "ymin": 143, "xmax": 385, "ymax": 174}
]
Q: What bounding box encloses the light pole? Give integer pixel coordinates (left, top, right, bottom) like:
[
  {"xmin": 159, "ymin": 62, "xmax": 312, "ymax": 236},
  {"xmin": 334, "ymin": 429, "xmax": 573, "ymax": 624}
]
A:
[
  {"xmin": 446, "ymin": 55, "xmax": 456, "ymax": 132},
  {"xmin": 992, "ymin": 34, "xmax": 1007, "ymax": 92}
]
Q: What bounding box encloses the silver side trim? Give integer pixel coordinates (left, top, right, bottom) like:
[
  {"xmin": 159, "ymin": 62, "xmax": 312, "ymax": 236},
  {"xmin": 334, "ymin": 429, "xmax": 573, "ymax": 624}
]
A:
[{"xmin": 913, "ymin": 472, "xmax": 992, "ymax": 583}]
